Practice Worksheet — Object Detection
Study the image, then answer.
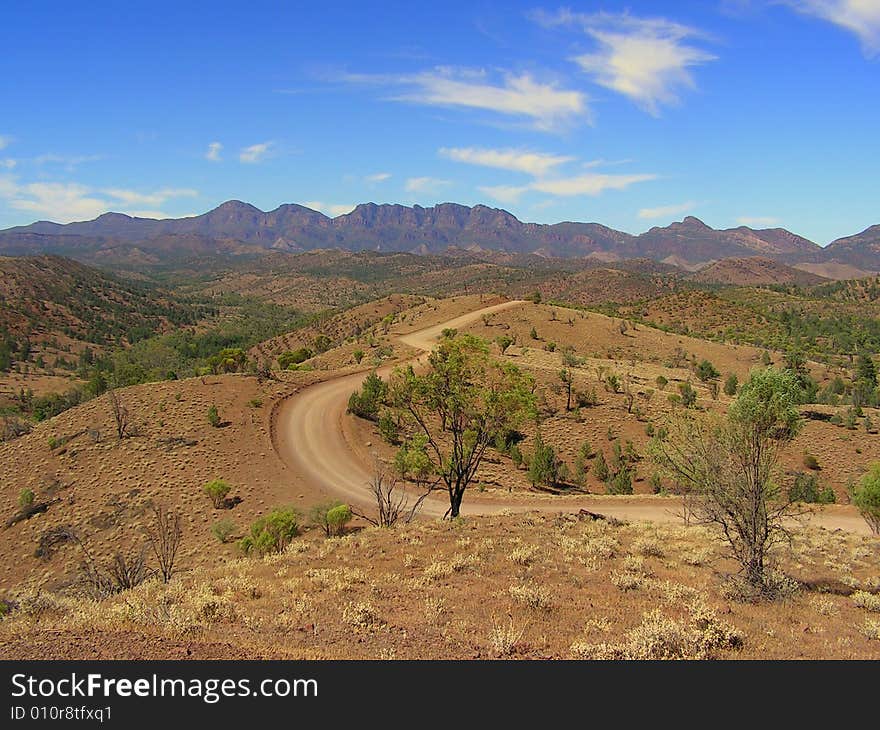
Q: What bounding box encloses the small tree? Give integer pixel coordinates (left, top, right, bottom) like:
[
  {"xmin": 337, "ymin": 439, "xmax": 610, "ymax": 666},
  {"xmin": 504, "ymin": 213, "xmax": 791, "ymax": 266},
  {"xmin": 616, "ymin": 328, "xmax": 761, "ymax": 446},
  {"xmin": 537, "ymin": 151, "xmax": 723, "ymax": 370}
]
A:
[
  {"xmin": 388, "ymin": 334, "xmax": 535, "ymax": 518},
  {"xmin": 723, "ymin": 373, "xmax": 739, "ymax": 397},
  {"xmin": 528, "ymin": 432, "xmax": 563, "ymax": 488},
  {"xmin": 212, "ymin": 518, "xmax": 236, "ymax": 544},
  {"xmin": 593, "ymin": 450, "xmax": 610, "ymax": 482},
  {"xmin": 203, "ymin": 478, "xmax": 231, "ymax": 509},
  {"xmin": 852, "ymin": 464, "xmax": 880, "ymax": 535},
  {"xmin": 18, "ymin": 488, "xmax": 34, "ymax": 509},
  {"xmin": 311, "ymin": 501, "xmax": 352, "ymax": 537},
  {"xmin": 207, "ymin": 404, "xmax": 221, "ymax": 428},
  {"xmin": 651, "ymin": 368, "xmax": 803, "ymax": 591},
  {"xmin": 347, "ymin": 371, "xmax": 387, "ymax": 422},
  {"xmin": 356, "ymin": 467, "xmax": 432, "ymax": 527},
  {"xmin": 353, "ymin": 349, "xmax": 365, "ymax": 364},
  {"xmin": 695, "ymin": 359, "xmax": 720, "ymax": 383},
  {"xmin": 679, "ymin": 382, "xmax": 697, "ymax": 408},
  {"xmin": 240, "ymin": 507, "xmax": 300, "ymax": 555},
  {"xmin": 496, "ymin": 335, "xmax": 514, "ymax": 356},
  {"xmin": 144, "ymin": 504, "xmax": 183, "ymax": 583},
  {"xmin": 109, "ymin": 389, "xmax": 132, "ymax": 439}
]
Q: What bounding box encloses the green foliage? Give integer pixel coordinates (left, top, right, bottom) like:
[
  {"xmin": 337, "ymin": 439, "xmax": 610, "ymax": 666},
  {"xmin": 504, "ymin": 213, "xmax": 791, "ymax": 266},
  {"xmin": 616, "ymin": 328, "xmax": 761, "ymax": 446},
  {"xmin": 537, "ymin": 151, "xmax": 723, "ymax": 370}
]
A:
[
  {"xmin": 239, "ymin": 507, "xmax": 300, "ymax": 555},
  {"xmin": 310, "ymin": 500, "xmax": 352, "ymax": 537},
  {"xmin": 347, "ymin": 371, "xmax": 387, "ymax": 421},
  {"xmin": 394, "ymin": 434, "xmax": 433, "ymax": 485},
  {"xmin": 389, "ymin": 333, "xmax": 535, "ymax": 517},
  {"xmin": 678, "ymin": 382, "xmax": 697, "ymax": 408},
  {"xmin": 528, "ymin": 432, "xmax": 564, "ymax": 488},
  {"xmin": 695, "ymin": 359, "xmax": 720, "ymax": 382},
  {"xmin": 723, "ymin": 373, "xmax": 739, "ymax": 396},
  {"xmin": 852, "ymin": 464, "xmax": 880, "ymax": 534},
  {"xmin": 529, "ymin": 290, "xmax": 542, "ymax": 304},
  {"xmin": 803, "ymin": 452, "xmax": 820, "ymax": 470},
  {"xmin": 530, "ymin": 327, "xmax": 539, "ymax": 340},
  {"xmin": 206, "ymin": 347, "xmax": 248, "ymax": 374},
  {"xmin": 606, "ymin": 467, "xmax": 633, "ymax": 495},
  {"xmin": 207, "ymin": 404, "xmax": 221, "ymax": 428},
  {"xmin": 18, "ymin": 488, "xmax": 35, "ymax": 509},
  {"xmin": 211, "ymin": 518, "xmax": 236, "ymax": 543},
  {"xmin": 593, "ymin": 450, "xmax": 610, "ymax": 482},
  {"xmin": 761, "ymin": 351, "xmax": 772, "ymax": 366},
  {"xmin": 655, "ymin": 375, "xmax": 668, "ymax": 390},
  {"xmin": 510, "ymin": 444, "xmax": 523, "ymax": 469},
  {"xmin": 278, "ymin": 348, "xmax": 313, "ymax": 369},
  {"xmin": 788, "ymin": 472, "xmax": 835, "ymax": 504},
  {"xmin": 496, "ymin": 335, "xmax": 514, "ymax": 355},
  {"xmin": 203, "ymin": 478, "xmax": 231, "ymax": 509},
  {"xmin": 377, "ymin": 410, "xmax": 400, "ymax": 445},
  {"xmin": 313, "ymin": 334, "xmax": 332, "ymax": 354},
  {"xmin": 353, "ymin": 349, "xmax": 365, "ymax": 364}
]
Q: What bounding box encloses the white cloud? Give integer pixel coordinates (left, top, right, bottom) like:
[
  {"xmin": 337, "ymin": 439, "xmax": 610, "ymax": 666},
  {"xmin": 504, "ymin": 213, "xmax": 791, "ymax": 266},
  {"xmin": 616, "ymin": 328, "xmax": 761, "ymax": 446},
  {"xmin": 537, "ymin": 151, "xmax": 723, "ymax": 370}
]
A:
[
  {"xmin": 0, "ymin": 159, "xmax": 15, "ymax": 170},
  {"xmin": 536, "ymin": 10, "xmax": 715, "ymax": 115},
  {"xmin": 205, "ymin": 142, "xmax": 223, "ymax": 162},
  {"xmin": 531, "ymin": 172, "xmax": 658, "ymax": 196},
  {"xmin": 34, "ymin": 153, "xmax": 103, "ymax": 168},
  {"xmin": 303, "ymin": 201, "xmax": 357, "ymax": 217},
  {"xmin": 405, "ymin": 176, "xmax": 451, "ymax": 194},
  {"xmin": 346, "ymin": 67, "xmax": 589, "ymax": 131},
  {"xmin": 239, "ymin": 141, "xmax": 274, "ymax": 163},
  {"xmin": 0, "ymin": 135, "xmax": 11, "ymax": 151},
  {"xmin": 736, "ymin": 215, "xmax": 781, "ymax": 227},
  {"xmin": 102, "ymin": 187, "xmax": 198, "ymax": 206},
  {"xmin": 787, "ymin": 1, "xmax": 880, "ymax": 56},
  {"xmin": 365, "ymin": 172, "xmax": 391, "ymax": 183},
  {"xmin": 638, "ymin": 201, "xmax": 697, "ymax": 219},
  {"xmin": 440, "ymin": 146, "xmax": 574, "ymax": 177},
  {"xmin": 478, "ymin": 185, "xmax": 530, "ymax": 204},
  {"xmin": 0, "ymin": 178, "xmax": 198, "ymax": 223}
]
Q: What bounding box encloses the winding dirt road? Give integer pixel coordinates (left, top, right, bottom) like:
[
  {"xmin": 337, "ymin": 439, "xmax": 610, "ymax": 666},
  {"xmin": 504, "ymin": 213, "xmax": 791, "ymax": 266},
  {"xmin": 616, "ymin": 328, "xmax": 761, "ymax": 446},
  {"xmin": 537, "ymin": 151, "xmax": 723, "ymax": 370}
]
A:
[{"xmin": 274, "ymin": 300, "xmax": 872, "ymax": 533}]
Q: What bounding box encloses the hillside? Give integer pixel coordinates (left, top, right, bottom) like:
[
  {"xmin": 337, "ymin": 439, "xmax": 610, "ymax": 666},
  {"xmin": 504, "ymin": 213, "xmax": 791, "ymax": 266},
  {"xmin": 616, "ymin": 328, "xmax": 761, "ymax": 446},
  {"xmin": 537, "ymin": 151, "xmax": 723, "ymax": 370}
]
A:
[
  {"xmin": 10, "ymin": 201, "xmax": 877, "ymax": 269},
  {"xmin": 690, "ymin": 257, "xmax": 828, "ymax": 287},
  {"xmin": 823, "ymin": 225, "xmax": 880, "ymax": 270}
]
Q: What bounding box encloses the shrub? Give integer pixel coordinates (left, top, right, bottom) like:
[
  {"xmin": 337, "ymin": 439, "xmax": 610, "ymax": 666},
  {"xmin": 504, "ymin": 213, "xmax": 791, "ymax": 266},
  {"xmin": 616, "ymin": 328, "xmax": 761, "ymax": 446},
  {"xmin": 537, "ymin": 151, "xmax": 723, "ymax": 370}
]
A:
[
  {"xmin": 248, "ymin": 398, "xmax": 263, "ymax": 408},
  {"xmin": 529, "ymin": 433, "xmax": 564, "ymax": 487},
  {"xmin": 593, "ymin": 451, "xmax": 610, "ymax": 481},
  {"xmin": 377, "ymin": 410, "xmax": 400, "ymax": 444},
  {"xmin": 695, "ymin": 359, "xmax": 720, "ymax": 382},
  {"xmin": 787, "ymin": 472, "xmax": 835, "ymax": 504},
  {"xmin": 655, "ymin": 375, "xmax": 668, "ymax": 390},
  {"xmin": 678, "ymin": 382, "xmax": 697, "ymax": 408},
  {"xmin": 207, "ymin": 404, "xmax": 221, "ymax": 428},
  {"xmin": 239, "ymin": 507, "xmax": 300, "ymax": 555},
  {"xmin": 278, "ymin": 348, "xmax": 312, "ymax": 369},
  {"xmin": 852, "ymin": 464, "xmax": 880, "ymax": 534},
  {"xmin": 347, "ymin": 371, "xmax": 387, "ymax": 421},
  {"xmin": 530, "ymin": 327, "xmax": 539, "ymax": 340},
  {"xmin": 574, "ymin": 387, "xmax": 598, "ymax": 408},
  {"xmin": 723, "ymin": 373, "xmax": 739, "ymax": 396},
  {"xmin": 606, "ymin": 467, "xmax": 633, "ymax": 495},
  {"xmin": 310, "ymin": 500, "xmax": 351, "ymax": 537},
  {"xmin": 203, "ymin": 479, "xmax": 231, "ymax": 509},
  {"xmin": 353, "ymin": 349, "xmax": 365, "ymax": 364},
  {"xmin": 18, "ymin": 488, "xmax": 35, "ymax": 509},
  {"xmin": 211, "ymin": 518, "xmax": 235, "ymax": 543},
  {"xmin": 803, "ymin": 452, "xmax": 820, "ymax": 470}
]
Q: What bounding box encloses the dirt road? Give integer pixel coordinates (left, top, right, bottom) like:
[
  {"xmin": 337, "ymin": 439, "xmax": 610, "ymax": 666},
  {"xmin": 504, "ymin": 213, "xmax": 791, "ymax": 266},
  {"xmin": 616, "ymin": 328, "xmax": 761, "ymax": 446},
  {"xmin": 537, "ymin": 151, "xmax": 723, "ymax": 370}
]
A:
[{"xmin": 274, "ymin": 300, "xmax": 873, "ymax": 533}]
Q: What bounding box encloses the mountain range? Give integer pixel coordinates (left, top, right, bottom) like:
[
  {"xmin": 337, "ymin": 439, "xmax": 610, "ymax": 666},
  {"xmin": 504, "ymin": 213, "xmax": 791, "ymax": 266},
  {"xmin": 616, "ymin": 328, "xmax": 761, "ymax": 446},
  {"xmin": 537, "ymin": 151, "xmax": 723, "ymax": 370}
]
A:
[{"xmin": 1, "ymin": 200, "xmax": 877, "ymax": 274}]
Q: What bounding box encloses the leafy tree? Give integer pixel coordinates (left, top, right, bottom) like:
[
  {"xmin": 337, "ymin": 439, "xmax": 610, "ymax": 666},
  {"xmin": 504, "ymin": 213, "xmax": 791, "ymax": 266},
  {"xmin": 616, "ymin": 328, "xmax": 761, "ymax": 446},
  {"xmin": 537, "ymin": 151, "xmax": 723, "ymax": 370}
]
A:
[
  {"xmin": 310, "ymin": 500, "xmax": 351, "ymax": 537},
  {"xmin": 651, "ymin": 368, "xmax": 803, "ymax": 590},
  {"xmin": 278, "ymin": 348, "xmax": 313, "ymax": 369},
  {"xmin": 496, "ymin": 336, "xmax": 514, "ymax": 355},
  {"xmin": 528, "ymin": 432, "xmax": 564, "ymax": 488},
  {"xmin": 203, "ymin": 478, "xmax": 231, "ymax": 509},
  {"xmin": 239, "ymin": 507, "xmax": 300, "ymax": 555},
  {"xmin": 593, "ymin": 450, "xmax": 610, "ymax": 482},
  {"xmin": 723, "ymin": 373, "xmax": 739, "ymax": 397},
  {"xmin": 788, "ymin": 472, "xmax": 835, "ymax": 504},
  {"xmin": 695, "ymin": 359, "xmax": 720, "ymax": 382},
  {"xmin": 852, "ymin": 464, "xmax": 880, "ymax": 535},
  {"xmin": 347, "ymin": 371, "xmax": 387, "ymax": 422},
  {"xmin": 388, "ymin": 334, "xmax": 535, "ymax": 517},
  {"xmin": 679, "ymin": 382, "xmax": 697, "ymax": 408}
]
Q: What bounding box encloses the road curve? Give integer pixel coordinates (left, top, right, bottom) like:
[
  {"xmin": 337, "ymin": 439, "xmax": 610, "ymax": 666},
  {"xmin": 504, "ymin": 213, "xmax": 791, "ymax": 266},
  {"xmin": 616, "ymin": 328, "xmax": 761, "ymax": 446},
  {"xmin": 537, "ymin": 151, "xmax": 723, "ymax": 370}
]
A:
[{"xmin": 274, "ymin": 300, "xmax": 873, "ymax": 533}]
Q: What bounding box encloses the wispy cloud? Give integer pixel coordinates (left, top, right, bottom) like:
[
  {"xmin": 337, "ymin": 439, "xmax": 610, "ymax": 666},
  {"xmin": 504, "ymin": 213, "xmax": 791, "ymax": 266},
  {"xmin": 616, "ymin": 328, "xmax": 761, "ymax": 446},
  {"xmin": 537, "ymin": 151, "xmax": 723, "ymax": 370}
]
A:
[
  {"xmin": 344, "ymin": 67, "xmax": 589, "ymax": 131},
  {"xmin": 531, "ymin": 172, "xmax": 658, "ymax": 197},
  {"xmin": 34, "ymin": 153, "xmax": 104, "ymax": 169},
  {"xmin": 239, "ymin": 141, "xmax": 274, "ymax": 163},
  {"xmin": 0, "ymin": 159, "xmax": 15, "ymax": 170},
  {"xmin": 477, "ymin": 184, "xmax": 530, "ymax": 205},
  {"xmin": 439, "ymin": 146, "xmax": 574, "ymax": 177},
  {"xmin": 303, "ymin": 201, "xmax": 357, "ymax": 217},
  {"xmin": 786, "ymin": 1, "xmax": 880, "ymax": 56},
  {"xmin": 534, "ymin": 10, "xmax": 716, "ymax": 115},
  {"xmin": 0, "ymin": 135, "xmax": 11, "ymax": 151},
  {"xmin": 0, "ymin": 177, "xmax": 198, "ymax": 223},
  {"xmin": 405, "ymin": 176, "xmax": 451, "ymax": 194},
  {"xmin": 205, "ymin": 142, "xmax": 223, "ymax": 162},
  {"xmin": 736, "ymin": 215, "xmax": 781, "ymax": 227},
  {"xmin": 638, "ymin": 201, "xmax": 697, "ymax": 219},
  {"xmin": 365, "ymin": 172, "xmax": 392, "ymax": 183}
]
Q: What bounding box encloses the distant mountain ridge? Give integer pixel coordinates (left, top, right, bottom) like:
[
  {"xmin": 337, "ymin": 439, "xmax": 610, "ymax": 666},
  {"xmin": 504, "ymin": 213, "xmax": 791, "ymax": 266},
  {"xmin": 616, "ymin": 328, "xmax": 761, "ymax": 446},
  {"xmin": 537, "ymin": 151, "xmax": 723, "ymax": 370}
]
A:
[{"xmin": 0, "ymin": 200, "xmax": 876, "ymax": 271}]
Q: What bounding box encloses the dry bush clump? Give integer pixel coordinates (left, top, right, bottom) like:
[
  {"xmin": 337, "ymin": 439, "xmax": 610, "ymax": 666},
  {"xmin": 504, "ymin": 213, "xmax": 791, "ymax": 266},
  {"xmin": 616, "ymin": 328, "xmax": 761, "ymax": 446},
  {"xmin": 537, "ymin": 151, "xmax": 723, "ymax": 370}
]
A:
[
  {"xmin": 508, "ymin": 581, "xmax": 553, "ymax": 611},
  {"xmin": 489, "ymin": 617, "xmax": 527, "ymax": 656},
  {"xmin": 342, "ymin": 601, "xmax": 383, "ymax": 631},
  {"xmin": 510, "ymin": 544, "xmax": 539, "ymax": 566},
  {"xmin": 570, "ymin": 601, "xmax": 742, "ymax": 660},
  {"xmin": 852, "ymin": 591, "xmax": 880, "ymax": 612},
  {"xmin": 862, "ymin": 618, "xmax": 880, "ymax": 641},
  {"xmin": 611, "ymin": 570, "xmax": 645, "ymax": 592}
]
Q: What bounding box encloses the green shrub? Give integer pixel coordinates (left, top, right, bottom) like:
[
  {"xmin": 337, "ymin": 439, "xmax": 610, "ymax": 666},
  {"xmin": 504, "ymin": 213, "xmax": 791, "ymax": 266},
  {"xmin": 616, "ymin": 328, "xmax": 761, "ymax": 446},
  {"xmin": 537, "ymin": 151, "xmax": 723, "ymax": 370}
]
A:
[
  {"xmin": 852, "ymin": 464, "xmax": 880, "ymax": 535},
  {"xmin": 529, "ymin": 433, "xmax": 563, "ymax": 487},
  {"xmin": 203, "ymin": 478, "xmax": 231, "ymax": 509},
  {"xmin": 377, "ymin": 410, "xmax": 400, "ymax": 444},
  {"xmin": 248, "ymin": 398, "xmax": 263, "ymax": 408},
  {"xmin": 326, "ymin": 504, "xmax": 352, "ymax": 536},
  {"xmin": 278, "ymin": 348, "xmax": 312, "ymax": 370},
  {"xmin": 211, "ymin": 518, "xmax": 236, "ymax": 543},
  {"xmin": 18, "ymin": 488, "xmax": 35, "ymax": 509},
  {"xmin": 655, "ymin": 375, "xmax": 668, "ymax": 390},
  {"xmin": 788, "ymin": 472, "xmax": 835, "ymax": 504},
  {"xmin": 679, "ymin": 382, "xmax": 697, "ymax": 408},
  {"xmin": 353, "ymin": 349, "xmax": 365, "ymax": 364},
  {"xmin": 347, "ymin": 371, "xmax": 387, "ymax": 421},
  {"xmin": 803, "ymin": 452, "xmax": 820, "ymax": 470},
  {"xmin": 695, "ymin": 359, "xmax": 720, "ymax": 382},
  {"xmin": 239, "ymin": 507, "xmax": 300, "ymax": 555},
  {"xmin": 593, "ymin": 451, "xmax": 610, "ymax": 482},
  {"xmin": 723, "ymin": 373, "xmax": 739, "ymax": 396},
  {"xmin": 606, "ymin": 467, "xmax": 633, "ymax": 495},
  {"xmin": 207, "ymin": 404, "xmax": 221, "ymax": 428}
]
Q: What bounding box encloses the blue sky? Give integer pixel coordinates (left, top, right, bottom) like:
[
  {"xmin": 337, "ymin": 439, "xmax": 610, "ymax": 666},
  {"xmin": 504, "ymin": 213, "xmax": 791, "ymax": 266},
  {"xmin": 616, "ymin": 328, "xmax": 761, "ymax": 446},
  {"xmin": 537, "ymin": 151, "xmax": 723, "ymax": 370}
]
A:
[{"xmin": 1, "ymin": 0, "xmax": 878, "ymax": 244}]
